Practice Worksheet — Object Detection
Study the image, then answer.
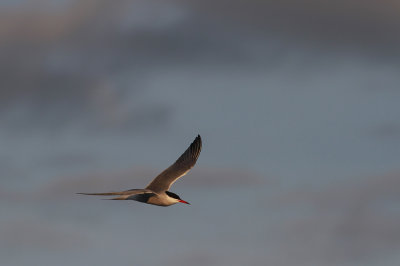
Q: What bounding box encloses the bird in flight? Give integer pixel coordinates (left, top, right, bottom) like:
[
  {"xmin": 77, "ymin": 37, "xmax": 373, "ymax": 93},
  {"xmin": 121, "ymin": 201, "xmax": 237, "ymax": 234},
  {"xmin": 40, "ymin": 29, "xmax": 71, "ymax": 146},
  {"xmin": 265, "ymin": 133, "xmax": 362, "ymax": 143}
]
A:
[{"xmin": 78, "ymin": 135, "xmax": 202, "ymax": 206}]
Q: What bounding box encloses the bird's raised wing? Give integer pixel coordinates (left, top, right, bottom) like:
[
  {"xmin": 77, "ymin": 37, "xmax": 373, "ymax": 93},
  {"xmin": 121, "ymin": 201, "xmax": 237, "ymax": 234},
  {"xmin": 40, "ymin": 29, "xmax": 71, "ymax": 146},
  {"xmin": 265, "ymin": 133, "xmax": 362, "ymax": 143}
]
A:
[{"xmin": 146, "ymin": 135, "xmax": 202, "ymax": 192}]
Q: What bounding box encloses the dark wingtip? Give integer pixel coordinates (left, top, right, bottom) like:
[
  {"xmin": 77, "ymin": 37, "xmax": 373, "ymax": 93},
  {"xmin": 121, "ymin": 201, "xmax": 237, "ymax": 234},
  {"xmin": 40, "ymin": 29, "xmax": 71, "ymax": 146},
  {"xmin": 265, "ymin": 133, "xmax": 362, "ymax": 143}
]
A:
[{"xmin": 192, "ymin": 135, "xmax": 202, "ymax": 152}]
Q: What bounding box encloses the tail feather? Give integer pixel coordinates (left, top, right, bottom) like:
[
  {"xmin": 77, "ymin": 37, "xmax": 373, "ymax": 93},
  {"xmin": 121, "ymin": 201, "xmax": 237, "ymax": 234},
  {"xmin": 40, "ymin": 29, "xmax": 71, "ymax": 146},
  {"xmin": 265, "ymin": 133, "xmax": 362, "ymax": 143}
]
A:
[
  {"xmin": 77, "ymin": 192, "xmax": 125, "ymax": 196},
  {"xmin": 77, "ymin": 189, "xmax": 151, "ymax": 197}
]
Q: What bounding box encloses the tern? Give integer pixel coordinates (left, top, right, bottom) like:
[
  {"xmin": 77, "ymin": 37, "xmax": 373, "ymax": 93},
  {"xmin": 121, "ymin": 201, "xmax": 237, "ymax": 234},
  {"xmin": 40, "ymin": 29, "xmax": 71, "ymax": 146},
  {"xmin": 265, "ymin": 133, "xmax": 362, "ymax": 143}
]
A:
[{"xmin": 78, "ymin": 135, "xmax": 202, "ymax": 206}]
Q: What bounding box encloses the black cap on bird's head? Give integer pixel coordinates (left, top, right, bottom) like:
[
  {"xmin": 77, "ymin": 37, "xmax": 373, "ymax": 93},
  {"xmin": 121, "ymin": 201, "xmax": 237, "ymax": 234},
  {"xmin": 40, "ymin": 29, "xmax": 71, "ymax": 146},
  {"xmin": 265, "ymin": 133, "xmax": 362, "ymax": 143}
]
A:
[{"xmin": 165, "ymin": 191, "xmax": 190, "ymax": 205}]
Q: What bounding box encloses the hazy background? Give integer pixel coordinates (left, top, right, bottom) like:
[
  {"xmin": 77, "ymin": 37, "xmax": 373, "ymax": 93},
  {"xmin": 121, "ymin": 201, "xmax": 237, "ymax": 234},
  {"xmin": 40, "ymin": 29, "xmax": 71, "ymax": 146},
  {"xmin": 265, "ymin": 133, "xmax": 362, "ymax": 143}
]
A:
[{"xmin": 1, "ymin": 1, "xmax": 400, "ymax": 265}]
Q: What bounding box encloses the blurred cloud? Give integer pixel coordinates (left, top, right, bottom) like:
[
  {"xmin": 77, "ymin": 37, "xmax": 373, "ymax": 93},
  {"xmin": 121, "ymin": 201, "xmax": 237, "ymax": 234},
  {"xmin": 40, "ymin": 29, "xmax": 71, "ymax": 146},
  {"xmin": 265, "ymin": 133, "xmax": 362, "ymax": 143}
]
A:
[
  {"xmin": 2, "ymin": 170, "xmax": 400, "ymax": 266},
  {"xmin": 371, "ymin": 123, "xmax": 400, "ymax": 139},
  {"xmin": 272, "ymin": 172, "xmax": 400, "ymax": 263},
  {"xmin": 185, "ymin": 0, "xmax": 400, "ymax": 55},
  {"xmin": 0, "ymin": 219, "xmax": 87, "ymax": 251},
  {"xmin": 0, "ymin": 0, "xmax": 181, "ymax": 134},
  {"xmin": 1, "ymin": 0, "xmax": 399, "ymax": 135}
]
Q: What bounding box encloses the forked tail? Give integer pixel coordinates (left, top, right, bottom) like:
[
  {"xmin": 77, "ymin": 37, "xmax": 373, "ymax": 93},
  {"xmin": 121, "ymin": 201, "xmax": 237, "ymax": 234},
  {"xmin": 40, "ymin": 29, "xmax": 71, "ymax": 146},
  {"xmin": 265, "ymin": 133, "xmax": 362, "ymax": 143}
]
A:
[{"xmin": 77, "ymin": 189, "xmax": 152, "ymax": 200}]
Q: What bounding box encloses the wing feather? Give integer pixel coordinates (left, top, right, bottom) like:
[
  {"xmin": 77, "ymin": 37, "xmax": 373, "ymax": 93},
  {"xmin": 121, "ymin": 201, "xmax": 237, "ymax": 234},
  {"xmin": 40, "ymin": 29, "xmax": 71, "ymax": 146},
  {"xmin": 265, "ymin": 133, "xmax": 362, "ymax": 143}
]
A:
[{"xmin": 145, "ymin": 135, "xmax": 202, "ymax": 192}]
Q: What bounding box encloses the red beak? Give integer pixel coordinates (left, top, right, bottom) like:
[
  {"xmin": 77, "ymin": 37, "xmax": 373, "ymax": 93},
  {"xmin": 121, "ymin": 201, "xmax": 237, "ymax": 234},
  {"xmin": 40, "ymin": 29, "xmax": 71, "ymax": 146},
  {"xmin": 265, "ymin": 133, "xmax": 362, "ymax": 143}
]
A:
[{"xmin": 178, "ymin": 200, "xmax": 190, "ymax": 205}]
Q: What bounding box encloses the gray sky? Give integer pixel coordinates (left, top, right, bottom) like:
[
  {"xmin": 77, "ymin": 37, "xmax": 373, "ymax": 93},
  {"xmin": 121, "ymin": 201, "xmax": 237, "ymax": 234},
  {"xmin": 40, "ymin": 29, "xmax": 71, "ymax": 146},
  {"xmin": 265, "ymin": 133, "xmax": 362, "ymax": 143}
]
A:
[{"xmin": 1, "ymin": 1, "xmax": 400, "ymax": 265}]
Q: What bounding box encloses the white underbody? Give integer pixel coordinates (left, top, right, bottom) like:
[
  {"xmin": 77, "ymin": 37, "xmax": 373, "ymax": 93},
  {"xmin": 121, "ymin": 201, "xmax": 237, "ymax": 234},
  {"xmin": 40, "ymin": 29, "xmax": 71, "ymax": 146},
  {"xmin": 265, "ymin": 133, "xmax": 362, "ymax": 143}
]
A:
[{"xmin": 147, "ymin": 192, "xmax": 181, "ymax": 206}]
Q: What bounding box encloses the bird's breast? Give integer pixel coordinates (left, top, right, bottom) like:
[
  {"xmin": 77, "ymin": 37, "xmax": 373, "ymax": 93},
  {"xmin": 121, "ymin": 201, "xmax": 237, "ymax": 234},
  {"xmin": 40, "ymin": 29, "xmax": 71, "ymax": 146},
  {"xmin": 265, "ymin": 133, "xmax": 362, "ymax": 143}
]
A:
[{"xmin": 147, "ymin": 193, "xmax": 177, "ymax": 206}]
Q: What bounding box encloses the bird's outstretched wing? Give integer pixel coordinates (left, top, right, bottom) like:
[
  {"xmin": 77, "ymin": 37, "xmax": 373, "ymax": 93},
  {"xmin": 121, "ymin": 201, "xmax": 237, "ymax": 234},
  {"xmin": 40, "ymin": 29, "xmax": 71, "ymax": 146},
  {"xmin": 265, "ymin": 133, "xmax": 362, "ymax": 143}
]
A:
[
  {"xmin": 145, "ymin": 135, "xmax": 202, "ymax": 192},
  {"xmin": 77, "ymin": 189, "xmax": 154, "ymax": 200}
]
